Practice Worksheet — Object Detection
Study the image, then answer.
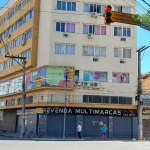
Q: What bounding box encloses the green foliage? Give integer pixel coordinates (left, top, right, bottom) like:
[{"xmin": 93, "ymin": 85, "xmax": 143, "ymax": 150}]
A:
[{"xmin": 133, "ymin": 9, "xmax": 150, "ymax": 23}]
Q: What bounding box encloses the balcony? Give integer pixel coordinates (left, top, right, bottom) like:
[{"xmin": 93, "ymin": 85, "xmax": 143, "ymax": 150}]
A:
[{"xmin": 0, "ymin": 94, "xmax": 136, "ymax": 110}]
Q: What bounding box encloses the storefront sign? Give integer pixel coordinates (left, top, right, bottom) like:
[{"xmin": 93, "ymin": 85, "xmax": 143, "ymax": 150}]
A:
[
  {"xmin": 142, "ymin": 109, "xmax": 150, "ymax": 115},
  {"xmin": 37, "ymin": 107, "xmax": 137, "ymax": 117}
]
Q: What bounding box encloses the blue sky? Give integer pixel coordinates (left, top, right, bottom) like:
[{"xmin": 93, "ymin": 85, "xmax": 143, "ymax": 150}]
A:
[{"xmin": 0, "ymin": 0, "xmax": 150, "ymax": 74}]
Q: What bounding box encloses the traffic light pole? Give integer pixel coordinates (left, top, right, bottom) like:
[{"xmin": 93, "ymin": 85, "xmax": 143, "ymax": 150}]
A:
[
  {"xmin": 63, "ymin": 73, "xmax": 68, "ymax": 140},
  {"xmin": 5, "ymin": 54, "xmax": 26, "ymax": 138},
  {"xmin": 137, "ymin": 46, "xmax": 149, "ymax": 140}
]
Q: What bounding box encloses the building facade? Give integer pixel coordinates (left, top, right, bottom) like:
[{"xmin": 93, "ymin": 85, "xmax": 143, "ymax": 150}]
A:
[
  {"xmin": 0, "ymin": 0, "xmax": 138, "ymax": 138},
  {"xmin": 141, "ymin": 73, "xmax": 150, "ymax": 139}
]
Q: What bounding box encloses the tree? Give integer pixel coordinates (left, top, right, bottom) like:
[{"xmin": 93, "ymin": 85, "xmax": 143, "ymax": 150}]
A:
[{"xmin": 133, "ymin": 9, "xmax": 150, "ymax": 23}]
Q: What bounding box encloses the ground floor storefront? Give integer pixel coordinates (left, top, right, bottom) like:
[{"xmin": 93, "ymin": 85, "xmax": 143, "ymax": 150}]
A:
[
  {"xmin": 142, "ymin": 109, "xmax": 150, "ymax": 139},
  {"xmin": 14, "ymin": 107, "xmax": 138, "ymax": 139}
]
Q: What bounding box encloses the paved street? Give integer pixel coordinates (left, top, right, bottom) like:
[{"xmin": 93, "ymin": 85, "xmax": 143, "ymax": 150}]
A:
[{"xmin": 0, "ymin": 140, "xmax": 150, "ymax": 150}]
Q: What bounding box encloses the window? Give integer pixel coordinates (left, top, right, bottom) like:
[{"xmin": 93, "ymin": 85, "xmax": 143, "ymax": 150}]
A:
[
  {"xmin": 24, "ymin": 29, "xmax": 32, "ymax": 41},
  {"xmin": 0, "ymin": 64, "xmax": 4, "ymax": 72},
  {"xmin": 17, "ymin": 1, "xmax": 24, "ymax": 10},
  {"xmin": 55, "ymin": 44, "xmax": 75, "ymax": 55},
  {"xmin": 26, "ymin": 0, "xmax": 31, "ymax": 3},
  {"xmin": 114, "ymin": 6, "xmax": 131, "ymax": 13},
  {"xmin": 16, "ymin": 19, "xmax": 23, "ymax": 29},
  {"xmin": 15, "ymin": 36, "xmax": 22, "ymax": 47},
  {"xmin": 25, "ymin": 10, "xmax": 34, "ymax": 22},
  {"xmin": 83, "ymin": 46, "xmax": 106, "ymax": 57},
  {"xmin": 83, "ymin": 24, "xmax": 106, "ymax": 35},
  {"xmin": 114, "ymin": 27, "xmax": 131, "ymax": 37},
  {"xmin": 111, "ymin": 97, "xmax": 118, "ymax": 104},
  {"xmin": 114, "ymin": 48, "xmax": 131, "ymax": 58},
  {"xmin": 9, "ymin": 9, "xmax": 15, "ymax": 18},
  {"xmin": 8, "ymin": 26, "xmax": 14, "ymax": 35},
  {"xmin": 83, "ymin": 95, "xmax": 109, "ymax": 103},
  {"xmin": 5, "ymin": 60, "xmax": 12, "ymax": 69},
  {"xmin": 7, "ymin": 43, "xmax": 13, "ymax": 51},
  {"xmin": 56, "ymin": 22, "xmax": 75, "ymax": 33},
  {"xmin": 119, "ymin": 97, "xmax": 132, "ymax": 104},
  {"xmin": 14, "ymin": 55, "xmax": 21, "ymax": 65},
  {"xmin": 0, "ymin": 48, "xmax": 5, "ymax": 56},
  {"xmin": 2, "ymin": 16, "xmax": 8, "ymax": 25},
  {"xmin": 23, "ymin": 50, "xmax": 31, "ymax": 59},
  {"xmin": 57, "ymin": 1, "xmax": 76, "ymax": 11},
  {"xmin": 83, "ymin": 3, "xmax": 105, "ymax": 14},
  {"xmin": 1, "ymin": 32, "xmax": 6, "ymax": 40}
]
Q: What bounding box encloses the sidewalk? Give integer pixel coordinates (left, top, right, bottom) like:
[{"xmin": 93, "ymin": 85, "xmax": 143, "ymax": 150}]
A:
[{"xmin": 0, "ymin": 132, "xmax": 145, "ymax": 141}]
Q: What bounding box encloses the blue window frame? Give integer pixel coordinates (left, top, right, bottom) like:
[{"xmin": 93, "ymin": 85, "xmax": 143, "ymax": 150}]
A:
[{"xmin": 56, "ymin": 1, "xmax": 76, "ymax": 11}]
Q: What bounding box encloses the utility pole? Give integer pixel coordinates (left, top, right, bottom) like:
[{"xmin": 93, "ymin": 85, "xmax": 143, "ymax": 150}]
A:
[
  {"xmin": 63, "ymin": 71, "xmax": 68, "ymax": 140},
  {"xmin": 5, "ymin": 54, "xmax": 26, "ymax": 138},
  {"xmin": 137, "ymin": 46, "xmax": 149, "ymax": 140}
]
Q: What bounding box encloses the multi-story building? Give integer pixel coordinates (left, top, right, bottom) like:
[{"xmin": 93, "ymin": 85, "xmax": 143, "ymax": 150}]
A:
[{"xmin": 0, "ymin": 0, "xmax": 138, "ymax": 139}]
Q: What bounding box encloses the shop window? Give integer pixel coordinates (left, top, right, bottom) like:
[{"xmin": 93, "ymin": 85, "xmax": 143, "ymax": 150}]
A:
[
  {"xmin": 119, "ymin": 97, "xmax": 132, "ymax": 104},
  {"xmin": 111, "ymin": 96, "xmax": 118, "ymax": 104}
]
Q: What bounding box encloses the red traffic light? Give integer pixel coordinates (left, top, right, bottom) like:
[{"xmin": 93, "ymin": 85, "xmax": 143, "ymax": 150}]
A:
[{"xmin": 105, "ymin": 5, "xmax": 112, "ymax": 11}]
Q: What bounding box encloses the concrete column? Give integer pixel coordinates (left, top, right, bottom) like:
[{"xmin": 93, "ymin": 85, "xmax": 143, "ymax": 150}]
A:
[
  {"xmin": 132, "ymin": 117, "xmax": 138, "ymax": 139},
  {"xmin": 109, "ymin": 116, "xmax": 113, "ymax": 138}
]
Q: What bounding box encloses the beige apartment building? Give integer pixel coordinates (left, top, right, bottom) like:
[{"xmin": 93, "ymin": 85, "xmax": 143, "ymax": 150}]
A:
[{"xmin": 0, "ymin": 0, "xmax": 138, "ymax": 139}]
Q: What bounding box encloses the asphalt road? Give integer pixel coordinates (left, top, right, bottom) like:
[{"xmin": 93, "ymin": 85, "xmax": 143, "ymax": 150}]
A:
[{"xmin": 0, "ymin": 140, "xmax": 150, "ymax": 150}]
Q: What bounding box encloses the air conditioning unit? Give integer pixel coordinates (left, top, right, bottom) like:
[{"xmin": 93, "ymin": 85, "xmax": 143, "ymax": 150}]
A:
[
  {"xmin": 93, "ymin": 57, "xmax": 99, "ymax": 62},
  {"xmin": 63, "ymin": 33, "xmax": 69, "ymax": 37},
  {"xmin": 120, "ymin": 59, "xmax": 126, "ymax": 64},
  {"xmin": 87, "ymin": 33, "xmax": 93, "ymax": 39},
  {"xmin": 93, "ymin": 82, "xmax": 100, "ymax": 89},
  {"xmin": 8, "ymin": 34, "xmax": 11, "ymax": 38},
  {"xmin": 22, "ymin": 40, "xmax": 26, "ymax": 46},
  {"xmin": 83, "ymin": 81, "xmax": 91, "ymax": 88},
  {"xmin": 74, "ymin": 81, "xmax": 82, "ymax": 86},
  {"xmin": 91, "ymin": 12, "xmax": 98, "ymax": 17}
]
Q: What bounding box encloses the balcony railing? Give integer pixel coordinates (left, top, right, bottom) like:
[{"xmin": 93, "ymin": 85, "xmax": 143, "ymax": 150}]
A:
[{"xmin": 0, "ymin": 94, "xmax": 133, "ymax": 107}]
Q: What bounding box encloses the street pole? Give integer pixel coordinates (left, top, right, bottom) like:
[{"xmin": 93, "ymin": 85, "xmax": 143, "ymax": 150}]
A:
[
  {"xmin": 137, "ymin": 46, "xmax": 149, "ymax": 140},
  {"xmin": 63, "ymin": 72, "xmax": 68, "ymax": 139},
  {"xmin": 21, "ymin": 58, "xmax": 26, "ymax": 138},
  {"xmin": 5, "ymin": 55, "xmax": 26, "ymax": 138},
  {"xmin": 137, "ymin": 49, "xmax": 143, "ymax": 140}
]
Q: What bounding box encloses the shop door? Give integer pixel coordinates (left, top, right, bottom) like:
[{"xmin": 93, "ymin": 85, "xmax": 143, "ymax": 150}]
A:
[
  {"xmin": 17, "ymin": 115, "xmax": 37, "ymax": 134},
  {"xmin": 47, "ymin": 115, "xmax": 76, "ymax": 137},
  {"xmin": 143, "ymin": 119, "xmax": 150, "ymax": 138},
  {"xmin": 113, "ymin": 117, "xmax": 132, "ymax": 138},
  {"xmin": 83, "ymin": 115, "xmax": 108, "ymax": 137}
]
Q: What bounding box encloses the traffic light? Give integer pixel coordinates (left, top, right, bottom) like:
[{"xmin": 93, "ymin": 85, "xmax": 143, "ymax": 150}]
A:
[
  {"xmin": 67, "ymin": 69, "xmax": 74, "ymax": 79},
  {"xmin": 66, "ymin": 100, "xmax": 70, "ymax": 106},
  {"xmin": 104, "ymin": 5, "xmax": 112, "ymax": 25}
]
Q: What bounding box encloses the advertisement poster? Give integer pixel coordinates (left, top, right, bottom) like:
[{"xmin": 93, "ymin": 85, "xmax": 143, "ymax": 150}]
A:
[
  {"xmin": 31, "ymin": 68, "xmax": 46, "ymax": 89},
  {"xmin": 46, "ymin": 67, "xmax": 71, "ymax": 87},
  {"xmin": 14, "ymin": 77, "xmax": 22, "ymax": 92},
  {"xmin": 83, "ymin": 71, "xmax": 108, "ymax": 82},
  {"xmin": 8, "ymin": 80, "xmax": 14, "ymax": 94},
  {"xmin": 112, "ymin": 73, "xmax": 129, "ymax": 83},
  {"xmin": 25, "ymin": 73, "xmax": 31, "ymax": 90}
]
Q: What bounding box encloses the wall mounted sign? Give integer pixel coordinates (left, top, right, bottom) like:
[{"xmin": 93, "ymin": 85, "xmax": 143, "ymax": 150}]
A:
[
  {"xmin": 142, "ymin": 109, "xmax": 150, "ymax": 115},
  {"xmin": 36, "ymin": 107, "xmax": 137, "ymax": 117}
]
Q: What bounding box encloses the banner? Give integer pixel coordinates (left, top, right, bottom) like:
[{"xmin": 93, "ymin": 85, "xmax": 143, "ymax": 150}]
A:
[
  {"xmin": 0, "ymin": 66, "xmax": 73, "ymax": 96},
  {"xmin": 83, "ymin": 71, "xmax": 108, "ymax": 82},
  {"xmin": 46, "ymin": 68, "xmax": 71, "ymax": 87},
  {"xmin": 112, "ymin": 73, "xmax": 129, "ymax": 83},
  {"xmin": 31, "ymin": 68, "xmax": 46, "ymax": 89}
]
